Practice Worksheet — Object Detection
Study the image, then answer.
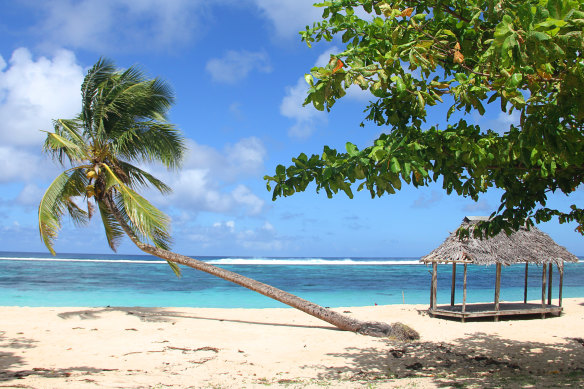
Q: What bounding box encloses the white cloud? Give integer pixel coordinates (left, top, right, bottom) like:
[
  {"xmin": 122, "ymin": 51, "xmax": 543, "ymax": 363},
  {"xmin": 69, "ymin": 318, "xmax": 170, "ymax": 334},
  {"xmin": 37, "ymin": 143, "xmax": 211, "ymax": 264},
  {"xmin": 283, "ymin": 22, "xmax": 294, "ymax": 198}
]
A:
[
  {"xmin": 463, "ymin": 199, "xmax": 492, "ymax": 213},
  {"xmin": 279, "ymin": 44, "xmax": 379, "ymax": 139},
  {"xmin": 226, "ymin": 137, "xmax": 266, "ymax": 173},
  {"xmin": 491, "ymin": 111, "xmax": 520, "ymax": 131},
  {"xmin": 280, "ymin": 47, "xmax": 345, "ymax": 139},
  {"xmin": 206, "ymin": 50, "xmax": 272, "ymax": 84},
  {"xmin": 167, "ymin": 172, "xmax": 264, "ymax": 216},
  {"xmin": 315, "ymin": 49, "xmax": 336, "ymax": 67},
  {"xmin": 253, "ymin": 0, "xmax": 323, "ymax": 41},
  {"xmin": 185, "ymin": 219, "xmax": 286, "ymax": 252},
  {"xmin": 153, "ymin": 137, "xmax": 267, "ymax": 216},
  {"xmin": 16, "ymin": 184, "xmax": 45, "ymax": 206},
  {"xmin": 184, "ymin": 137, "xmax": 266, "ymax": 181},
  {"xmin": 231, "ymin": 185, "xmax": 264, "ymax": 215},
  {"xmin": 229, "ymin": 102, "xmax": 244, "ymax": 120},
  {"xmin": 472, "ymin": 105, "xmax": 520, "ymax": 134},
  {"xmin": 412, "ymin": 191, "xmax": 443, "ymax": 208},
  {"xmin": 35, "ymin": 0, "xmax": 207, "ymax": 53},
  {"xmin": 0, "ymin": 147, "xmax": 56, "ymax": 183},
  {"xmin": 0, "ymin": 48, "xmax": 84, "ymax": 147},
  {"xmin": 280, "ymin": 77, "xmax": 326, "ymax": 139},
  {"xmin": 212, "ymin": 220, "xmax": 235, "ymax": 232}
]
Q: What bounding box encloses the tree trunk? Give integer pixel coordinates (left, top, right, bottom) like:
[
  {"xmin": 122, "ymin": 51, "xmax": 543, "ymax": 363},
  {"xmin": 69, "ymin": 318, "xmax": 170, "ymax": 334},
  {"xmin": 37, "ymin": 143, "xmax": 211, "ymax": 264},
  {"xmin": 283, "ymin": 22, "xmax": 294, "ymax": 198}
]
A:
[{"xmin": 105, "ymin": 199, "xmax": 418, "ymax": 339}]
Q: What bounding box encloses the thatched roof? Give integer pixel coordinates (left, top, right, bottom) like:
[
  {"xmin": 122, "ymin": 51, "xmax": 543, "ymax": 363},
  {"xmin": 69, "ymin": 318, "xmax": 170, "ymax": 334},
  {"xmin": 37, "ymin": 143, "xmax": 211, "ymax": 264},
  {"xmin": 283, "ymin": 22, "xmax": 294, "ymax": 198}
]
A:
[{"xmin": 421, "ymin": 216, "xmax": 579, "ymax": 266}]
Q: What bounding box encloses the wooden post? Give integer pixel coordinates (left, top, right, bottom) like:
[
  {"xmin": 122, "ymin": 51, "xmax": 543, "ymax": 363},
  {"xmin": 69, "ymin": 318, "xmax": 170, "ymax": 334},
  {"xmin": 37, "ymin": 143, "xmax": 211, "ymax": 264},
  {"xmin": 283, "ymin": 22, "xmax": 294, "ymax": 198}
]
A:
[
  {"xmin": 451, "ymin": 263, "xmax": 456, "ymax": 306},
  {"xmin": 431, "ymin": 262, "xmax": 438, "ymax": 310},
  {"xmin": 494, "ymin": 263, "xmax": 501, "ymax": 322},
  {"xmin": 547, "ymin": 263, "xmax": 553, "ymax": 306},
  {"xmin": 559, "ymin": 262, "xmax": 564, "ymax": 308},
  {"xmin": 462, "ymin": 263, "xmax": 467, "ymax": 322},
  {"xmin": 542, "ymin": 264, "xmax": 547, "ymax": 318},
  {"xmin": 524, "ymin": 262, "xmax": 528, "ymax": 304}
]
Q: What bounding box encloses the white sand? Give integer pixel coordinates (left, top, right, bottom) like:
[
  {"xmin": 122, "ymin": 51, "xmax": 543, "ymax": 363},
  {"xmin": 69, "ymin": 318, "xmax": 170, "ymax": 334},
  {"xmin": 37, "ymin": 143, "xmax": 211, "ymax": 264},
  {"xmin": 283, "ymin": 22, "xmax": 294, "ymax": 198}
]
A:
[{"xmin": 1, "ymin": 299, "xmax": 583, "ymax": 388}]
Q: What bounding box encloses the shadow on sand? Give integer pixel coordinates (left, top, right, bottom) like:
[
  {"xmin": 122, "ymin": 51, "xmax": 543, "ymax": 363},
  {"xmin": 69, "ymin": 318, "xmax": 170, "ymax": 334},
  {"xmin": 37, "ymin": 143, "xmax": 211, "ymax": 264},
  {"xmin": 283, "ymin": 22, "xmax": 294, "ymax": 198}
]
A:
[
  {"xmin": 57, "ymin": 306, "xmax": 340, "ymax": 331},
  {"xmin": 304, "ymin": 332, "xmax": 584, "ymax": 387},
  {"xmin": 0, "ymin": 330, "xmax": 118, "ymax": 383}
]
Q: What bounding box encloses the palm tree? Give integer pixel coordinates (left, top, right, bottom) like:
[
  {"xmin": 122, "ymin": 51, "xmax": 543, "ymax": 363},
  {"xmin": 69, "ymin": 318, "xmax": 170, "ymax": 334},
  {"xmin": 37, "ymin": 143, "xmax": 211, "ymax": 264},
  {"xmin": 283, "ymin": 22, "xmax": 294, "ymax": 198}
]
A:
[{"xmin": 38, "ymin": 58, "xmax": 418, "ymax": 339}]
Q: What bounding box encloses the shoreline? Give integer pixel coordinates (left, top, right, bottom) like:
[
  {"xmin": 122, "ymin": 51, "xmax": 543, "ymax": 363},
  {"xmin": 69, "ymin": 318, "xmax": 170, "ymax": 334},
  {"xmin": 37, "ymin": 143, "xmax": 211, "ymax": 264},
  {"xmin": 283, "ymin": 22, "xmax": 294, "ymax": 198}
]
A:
[{"xmin": 1, "ymin": 299, "xmax": 583, "ymax": 388}]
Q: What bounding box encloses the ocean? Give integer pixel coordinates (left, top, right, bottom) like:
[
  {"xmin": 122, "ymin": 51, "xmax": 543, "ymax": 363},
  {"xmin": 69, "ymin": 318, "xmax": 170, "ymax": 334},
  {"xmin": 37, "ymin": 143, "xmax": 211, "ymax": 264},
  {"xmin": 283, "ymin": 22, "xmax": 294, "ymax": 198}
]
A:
[{"xmin": 0, "ymin": 251, "xmax": 582, "ymax": 308}]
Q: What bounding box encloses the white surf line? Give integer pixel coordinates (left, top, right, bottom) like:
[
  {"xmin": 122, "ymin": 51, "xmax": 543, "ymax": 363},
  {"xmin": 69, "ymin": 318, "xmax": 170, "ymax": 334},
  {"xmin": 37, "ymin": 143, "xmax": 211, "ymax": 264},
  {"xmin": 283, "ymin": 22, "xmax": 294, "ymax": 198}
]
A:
[{"xmin": 0, "ymin": 257, "xmax": 167, "ymax": 264}]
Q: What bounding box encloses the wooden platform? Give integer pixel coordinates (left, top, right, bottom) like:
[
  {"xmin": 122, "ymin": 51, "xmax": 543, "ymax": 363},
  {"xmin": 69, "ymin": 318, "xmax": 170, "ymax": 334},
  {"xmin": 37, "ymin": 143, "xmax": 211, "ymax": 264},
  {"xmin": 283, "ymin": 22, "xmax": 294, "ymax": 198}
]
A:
[{"xmin": 429, "ymin": 302, "xmax": 563, "ymax": 321}]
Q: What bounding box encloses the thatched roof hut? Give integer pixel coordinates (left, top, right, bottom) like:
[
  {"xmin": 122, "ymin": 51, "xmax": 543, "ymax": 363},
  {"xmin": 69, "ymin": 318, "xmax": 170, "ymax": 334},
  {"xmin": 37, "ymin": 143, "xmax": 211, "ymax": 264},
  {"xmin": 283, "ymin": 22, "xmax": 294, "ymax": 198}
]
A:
[
  {"xmin": 421, "ymin": 216, "xmax": 578, "ymax": 322},
  {"xmin": 421, "ymin": 216, "xmax": 579, "ymax": 266}
]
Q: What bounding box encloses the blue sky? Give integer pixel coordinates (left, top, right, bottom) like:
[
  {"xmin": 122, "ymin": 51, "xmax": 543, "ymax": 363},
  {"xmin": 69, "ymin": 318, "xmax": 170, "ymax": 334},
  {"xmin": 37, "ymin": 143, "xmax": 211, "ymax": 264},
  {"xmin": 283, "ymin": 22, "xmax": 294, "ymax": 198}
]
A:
[{"xmin": 0, "ymin": 0, "xmax": 581, "ymax": 258}]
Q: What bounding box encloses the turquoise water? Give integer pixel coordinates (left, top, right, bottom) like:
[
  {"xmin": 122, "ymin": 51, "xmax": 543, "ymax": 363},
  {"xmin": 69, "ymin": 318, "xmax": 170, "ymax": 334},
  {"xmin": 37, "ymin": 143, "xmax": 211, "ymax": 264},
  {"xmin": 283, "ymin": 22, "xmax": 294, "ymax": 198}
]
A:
[{"xmin": 0, "ymin": 251, "xmax": 582, "ymax": 308}]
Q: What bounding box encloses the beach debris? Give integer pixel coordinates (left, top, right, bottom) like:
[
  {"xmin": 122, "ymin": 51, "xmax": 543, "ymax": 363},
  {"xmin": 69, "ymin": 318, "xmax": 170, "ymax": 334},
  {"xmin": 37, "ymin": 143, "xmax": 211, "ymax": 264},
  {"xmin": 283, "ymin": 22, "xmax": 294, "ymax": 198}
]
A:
[
  {"xmin": 185, "ymin": 347, "xmax": 219, "ymax": 364},
  {"xmin": 570, "ymin": 338, "xmax": 584, "ymax": 347},
  {"xmin": 0, "ymin": 367, "xmax": 117, "ymax": 380},
  {"xmin": 385, "ymin": 322, "xmax": 420, "ymax": 341}
]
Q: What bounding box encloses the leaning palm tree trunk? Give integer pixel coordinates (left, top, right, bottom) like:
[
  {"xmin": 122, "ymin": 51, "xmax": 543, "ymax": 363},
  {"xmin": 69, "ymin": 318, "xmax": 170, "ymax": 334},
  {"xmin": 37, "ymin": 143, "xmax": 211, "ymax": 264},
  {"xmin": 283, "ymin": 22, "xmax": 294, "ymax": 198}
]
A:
[{"xmin": 104, "ymin": 198, "xmax": 418, "ymax": 339}]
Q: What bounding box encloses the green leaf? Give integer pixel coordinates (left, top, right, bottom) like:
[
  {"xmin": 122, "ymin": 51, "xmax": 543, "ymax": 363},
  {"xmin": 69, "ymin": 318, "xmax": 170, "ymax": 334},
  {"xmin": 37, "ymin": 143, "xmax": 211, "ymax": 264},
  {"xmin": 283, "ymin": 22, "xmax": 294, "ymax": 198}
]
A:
[
  {"xmin": 530, "ymin": 148, "xmax": 539, "ymax": 164},
  {"xmin": 369, "ymin": 146, "xmax": 386, "ymax": 161},
  {"xmin": 507, "ymin": 73, "xmax": 523, "ymax": 88},
  {"xmin": 346, "ymin": 142, "xmax": 359, "ymax": 156},
  {"xmin": 454, "ymin": 73, "xmax": 468, "ymax": 83},
  {"xmin": 390, "ymin": 157, "xmax": 400, "ymax": 173},
  {"xmin": 392, "ymin": 76, "xmax": 406, "ymax": 93},
  {"xmin": 403, "ymin": 162, "xmax": 411, "ymax": 177},
  {"xmin": 166, "ymin": 260, "xmax": 181, "ymax": 278}
]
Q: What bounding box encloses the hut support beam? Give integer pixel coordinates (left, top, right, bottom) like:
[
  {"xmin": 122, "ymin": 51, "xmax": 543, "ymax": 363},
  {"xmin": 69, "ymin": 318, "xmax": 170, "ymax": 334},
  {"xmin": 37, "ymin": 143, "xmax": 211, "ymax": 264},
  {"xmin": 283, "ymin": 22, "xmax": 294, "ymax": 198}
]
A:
[
  {"xmin": 430, "ymin": 262, "xmax": 437, "ymax": 311},
  {"xmin": 542, "ymin": 264, "xmax": 547, "ymax": 319},
  {"xmin": 547, "ymin": 264, "xmax": 553, "ymax": 306},
  {"xmin": 524, "ymin": 263, "xmax": 528, "ymax": 304},
  {"xmin": 451, "ymin": 263, "xmax": 456, "ymax": 306},
  {"xmin": 462, "ymin": 264, "xmax": 467, "ymax": 323},
  {"xmin": 494, "ymin": 263, "xmax": 501, "ymax": 322},
  {"xmin": 559, "ymin": 263, "xmax": 564, "ymax": 308}
]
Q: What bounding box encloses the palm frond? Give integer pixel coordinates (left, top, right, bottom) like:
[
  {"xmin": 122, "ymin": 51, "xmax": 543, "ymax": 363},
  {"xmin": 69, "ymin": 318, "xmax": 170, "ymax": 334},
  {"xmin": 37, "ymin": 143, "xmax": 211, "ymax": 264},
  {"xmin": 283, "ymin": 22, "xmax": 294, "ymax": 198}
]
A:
[
  {"xmin": 96, "ymin": 200, "xmax": 125, "ymax": 251},
  {"xmin": 81, "ymin": 58, "xmax": 116, "ymax": 134},
  {"xmin": 116, "ymin": 161, "xmax": 172, "ymax": 194},
  {"xmin": 165, "ymin": 259, "xmax": 181, "ymax": 278},
  {"xmin": 103, "ymin": 189, "xmax": 179, "ymax": 276},
  {"xmin": 102, "ymin": 164, "xmax": 172, "ymax": 250},
  {"xmin": 115, "ymin": 189, "xmax": 172, "ymax": 250},
  {"xmin": 43, "ymin": 119, "xmax": 88, "ymax": 165},
  {"xmin": 66, "ymin": 198, "xmax": 90, "ymax": 227},
  {"xmin": 38, "ymin": 168, "xmax": 89, "ymax": 254},
  {"xmin": 144, "ymin": 78, "xmax": 175, "ymax": 116},
  {"xmin": 113, "ymin": 121, "xmax": 185, "ymax": 169}
]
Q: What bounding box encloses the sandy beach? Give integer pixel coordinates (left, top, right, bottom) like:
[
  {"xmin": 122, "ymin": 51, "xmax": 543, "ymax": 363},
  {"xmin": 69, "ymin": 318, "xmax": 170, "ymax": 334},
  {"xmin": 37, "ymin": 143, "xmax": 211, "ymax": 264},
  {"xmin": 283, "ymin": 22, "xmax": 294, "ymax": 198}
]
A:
[{"xmin": 1, "ymin": 299, "xmax": 583, "ymax": 388}]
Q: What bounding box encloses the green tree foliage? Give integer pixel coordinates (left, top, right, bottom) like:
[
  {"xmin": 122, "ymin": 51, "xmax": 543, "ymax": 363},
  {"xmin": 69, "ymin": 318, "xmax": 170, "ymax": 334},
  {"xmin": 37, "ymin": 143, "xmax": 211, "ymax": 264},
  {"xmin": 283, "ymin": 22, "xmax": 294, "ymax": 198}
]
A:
[{"xmin": 265, "ymin": 0, "xmax": 584, "ymax": 236}]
